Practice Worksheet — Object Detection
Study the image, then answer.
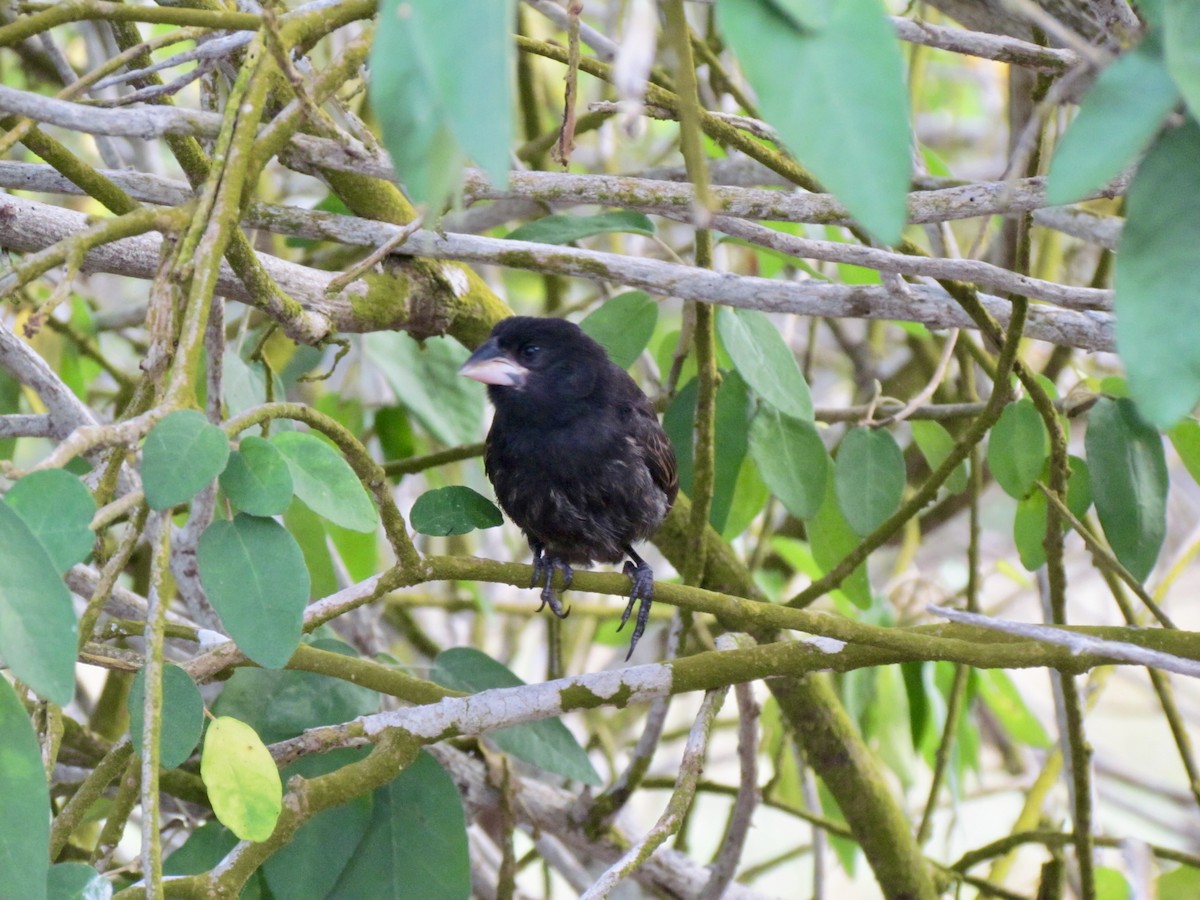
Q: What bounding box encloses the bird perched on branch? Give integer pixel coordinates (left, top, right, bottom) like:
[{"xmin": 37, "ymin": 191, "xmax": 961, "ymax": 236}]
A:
[{"xmin": 459, "ymin": 316, "xmax": 678, "ymax": 659}]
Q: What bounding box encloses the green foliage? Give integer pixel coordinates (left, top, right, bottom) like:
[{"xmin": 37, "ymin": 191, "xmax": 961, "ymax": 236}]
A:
[
  {"xmin": 128, "ymin": 664, "xmax": 205, "ymax": 769},
  {"xmin": 5, "ymin": 469, "xmax": 94, "ymax": 572},
  {"xmin": 1086, "ymin": 398, "xmax": 1168, "ymax": 581},
  {"xmin": 431, "ymin": 648, "xmax": 602, "ymax": 785},
  {"xmin": 987, "ymin": 400, "xmax": 1049, "ymax": 500},
  {"xmin": 716, "ymin": 0, "xmax": 910, "ymax": 243},
  {"xmin": 197, "ymin": 515, "xmax": 311, "ymax": 668},
  {"xmin": 1164, "ymin": 0, "xmax": 1200, "ymax": 120},
  {"xmin": 1114, "ymin": 118, "xmax": 1200, "ymax": 428},
  {"xmin": 748, "ymin": 404, "xmax": 829, "ymax": 520},
  {"xmin": 271, "ymin": 431, "xmax": 378, "ymax": 533},
  {"xmin": 201, "ymin": 717, "xmax": 283, "ymax": 843},
  {"xmin": 141, "ymin": 410, "xmax": 231, "ymax": 510},
  {"xmin": 579, "ymin": 290, "xmax": 659, "ymax": 369},
  {"xmin": 264, "ymin": 750, "xmax": 373, "ymax": 900},
  {"xmin": 329, "ymin": 752, "xmax": 469, "ymax": 899},
  {"xmin": 716, "ymin": 307, "xmax": 813, "ymax": 421},
  {"xmin": 835, "ymin": 426, "xmax": 905, "ymax": 536},
  {"xmin": 411, "ymin": 485, "xmax": 503, "ymax": 535},
  {"xmin": 0, "ymin": 678, "xmax": 49, "ymax": 900},
  {"xmin": 369, "ymin": 0, "xmax": 515, "ymax": 206},
  {"xmin": 0, "ymin": 502, "xmax": 77, "ymax": 704},
  {"xmin": 212, "ymin": 641, "xmax": 379, "ymax": 744},
  {"xmin": 220, "ymin": 436, "xmax": 294, "ymax": 517},
  {"xmin": 1045, "ymin": 37, "xmax": 1178, "ymax": 205},
  {"xmin": 507, "ymin": 211, "xmax": 655, "ymax": 243},
  {"xmin": 909, "ymin": 420, "xmax": 968, "ymax": 495}
]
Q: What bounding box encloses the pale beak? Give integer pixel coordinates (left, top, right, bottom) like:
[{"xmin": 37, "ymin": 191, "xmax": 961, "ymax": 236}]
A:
[{"xmin": 459, "ymin": 339, "xmax": 528, "ymax": 388}]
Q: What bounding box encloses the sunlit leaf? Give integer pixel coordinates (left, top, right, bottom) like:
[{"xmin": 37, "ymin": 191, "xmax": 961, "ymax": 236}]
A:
[{"xmin": 201, "ymin": 717, "xmax": 282, "ymax": 843}]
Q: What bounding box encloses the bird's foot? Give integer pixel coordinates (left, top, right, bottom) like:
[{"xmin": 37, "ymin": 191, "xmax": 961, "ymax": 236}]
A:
[
  {"xmin": 618, "ymin": 558, "xmax": 655, "ymax": 660},
  {"xmin": 533, "ymin": 555, "xmax": 572, "ymax": 619}
]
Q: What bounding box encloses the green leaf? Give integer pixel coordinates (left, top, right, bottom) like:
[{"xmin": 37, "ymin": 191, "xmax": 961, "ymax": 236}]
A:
[
  {"xmin": 662, "ymin": 373, "xmax": 755, "ymax": 532},
  {"xmin": 142, "ymin": 410, "xmax": 231, "ymax": 510},
  {"xmin": 1158, "ymin": 865, "xmax": 1200, "ymax": 898},
  {"xmin": 5, "ymin": 469, "xmax": 94, "ymax": 571},
  {"xmin": 1114, "ymin": 119, "xmax": 1200, "ymax": 428},
  {"xmin": 1169, "ymin": 418, "xmax": 1200, "ymax": 484},
  {"xmin": 909, "ymin": 420, "xmax": 968, "ymax": 495},
  {"xmin": 164, "ymin": 820, "xmax": 237, "ymax": 875},
  {"xmin": 330, "ymin": 751, "xmax": 469, "ymax": 899},
  {"xmin": 270, "ymin": 431, "xmax": 378, "ymax": 533},
  {"xmin": 808, "ymin": 465, "xmax": 871, "ymax": 608},
  {"xmin": 0, "ymin": 677, "xmax": 49, "ymax": 900},
  {"xmin": 716, "ymin": 307, "xmax": 813, "ymax": 421},
  {"xmin": 431, "ymin": 648, "xmax": 602, "ymax": 785},
  {"xmin": 987, "ymin": 400, "xmax": 1049, "ymax": 499},
  {"xmin": 0, "ymin": 502, "xmax": 77, "ymax": 704},
  {"xmin": 284, "ymin": 498, "xmax": 337, "ymax": 599},
  {"xmin": 748, "ymin": 404, "xmax": 829, "ymax": 520},
  {"xmin": 1046, "ymin": 38, "xmax": 1179, "ymax": 204},
  {"xmin": 364, "ymin": 331, "xmax": 484, "ymax": 446},
  {"xmin": 370, "ymin": 0, "xmax": 514, "ymax": 206},
  {"xmin": 1086, "ymin": 397, "xmax": 1168, "ymax": 581},
  {"xmin": 717, "ymin": 0, "xmax": 910, "ymax": 243},
  {"xmin": 128, "ymin": 664, "xmax": 206, "ymax": 769},
  {"xmin": 835, "ymin": 427, "xmax": 905, "ymax": 536},
  {"xmin": 201, "ymin": 717, "xmax": 282, "ymax": 843},
  {"xmin": 977, "ymin": 670, "xmax": 1051, "ymax": 748},
  {"xmin": 264, "ymin": 749, "xmax": 373, "ymax": 900},
  {"xmin": 219, "ymin": 436, "xmax": 294, "ymax": 517},
  {"xmin": 507, "ymin": 211, "xmax": 655, "ymax": 244},
  {"xmin": 1013, "ymin": 456, "xmax": 1091, "ymax": 572},
  {"xmin": 222, "ymin": 353, "xmax": 286, "ymax": 420},
  {"xmin": 579, "ymin": 291, "xmax": 659, "ymax": 369},
  {"xmin": 213, "ymin": 640, "xmax": 379, "ymax": 745},
  {"xmin": 723, "ymin": 450, "xmax": 771, "ymax": 540},
  {"xmin": 197, "ymin": 515, "xmax": 311, "ymax": 669},
  {"xmin": 1066, "ymin": 455, "xmax": 1093, "ymax": 521},
  {"xmin": 47, "ymin": 863, "xmax": 111, "ymax": 900},
  {"xmin": 410, "ymin": 486, "xmax": 503, "ymax": 536},
  {"xmin": 1165, "ymin": 0, "xmax": 1200, "ymax": 120},
  {"xmin": 1013, "ymin": 488, "xmax": 1048, "ymax": 571}
]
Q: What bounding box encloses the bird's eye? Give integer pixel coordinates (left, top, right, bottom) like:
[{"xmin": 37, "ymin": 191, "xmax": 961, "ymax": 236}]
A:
[{"xmin": 520, "ymin": 344, "xmax": 540, "ymax": 360}]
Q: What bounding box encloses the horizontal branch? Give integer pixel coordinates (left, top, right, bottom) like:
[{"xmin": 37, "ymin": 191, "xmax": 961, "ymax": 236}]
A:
[{"xmin": 0, "ymin": 192, "xmax": 1116, "ymax": 351}]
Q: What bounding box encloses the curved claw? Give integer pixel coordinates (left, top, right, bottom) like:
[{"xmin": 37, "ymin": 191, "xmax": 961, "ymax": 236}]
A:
[
  {"xmin": 618, "ymin": 558, "xmax": 655, "ymax": 660},
  {"xmin": 532, "ymin": 554, "xmax": 572, "ymax": 619}
]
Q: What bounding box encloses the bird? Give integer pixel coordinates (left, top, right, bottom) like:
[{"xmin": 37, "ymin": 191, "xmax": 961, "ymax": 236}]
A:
[{"xmin": 459, "ymin": 316, "xmax": 678, "ymax": 659}]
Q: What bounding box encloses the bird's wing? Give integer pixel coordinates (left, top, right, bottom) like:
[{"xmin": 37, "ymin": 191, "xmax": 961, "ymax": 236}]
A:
[{"xmin": 641, "ymin": 416, "xmax": 679, "ymax": 504}]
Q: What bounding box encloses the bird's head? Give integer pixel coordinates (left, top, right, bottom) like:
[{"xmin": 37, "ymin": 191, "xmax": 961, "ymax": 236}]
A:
[{"xmin": 459, "ymin": 316, "xmax": 610, "ymax": 415}]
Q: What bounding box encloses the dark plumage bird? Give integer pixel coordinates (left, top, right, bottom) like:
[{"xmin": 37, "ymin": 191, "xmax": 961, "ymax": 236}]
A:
[{"xmin": 459, "ymin": 316, "xmax": 678, "ymax": 659}]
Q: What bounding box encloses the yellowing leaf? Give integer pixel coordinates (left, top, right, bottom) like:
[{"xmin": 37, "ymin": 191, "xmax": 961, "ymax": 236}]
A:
[{"xmin": 201, "ymin": 717, "xmax": 282, "ymax": 842}]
